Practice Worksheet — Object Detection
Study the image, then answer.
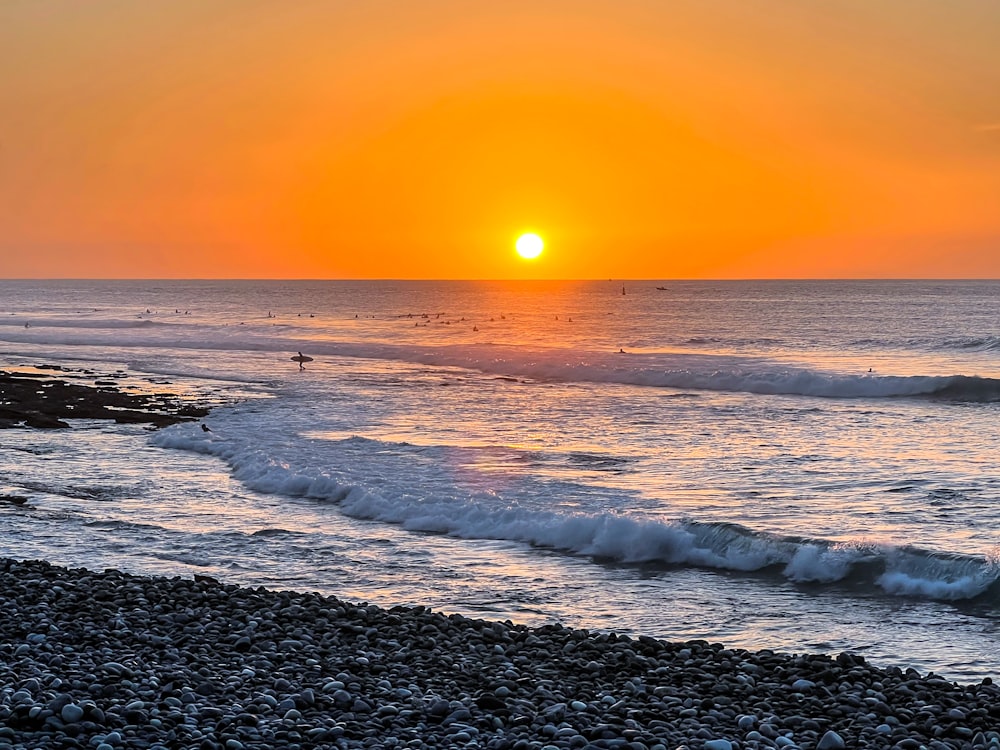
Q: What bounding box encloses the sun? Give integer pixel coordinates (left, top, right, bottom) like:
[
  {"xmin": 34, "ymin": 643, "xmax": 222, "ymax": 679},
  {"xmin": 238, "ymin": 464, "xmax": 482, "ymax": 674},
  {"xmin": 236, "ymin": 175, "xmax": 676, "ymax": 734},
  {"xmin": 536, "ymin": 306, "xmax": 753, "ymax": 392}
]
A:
[{"xmin": 515, "ymin": 233, "xmax": 544, "ymax": 260}]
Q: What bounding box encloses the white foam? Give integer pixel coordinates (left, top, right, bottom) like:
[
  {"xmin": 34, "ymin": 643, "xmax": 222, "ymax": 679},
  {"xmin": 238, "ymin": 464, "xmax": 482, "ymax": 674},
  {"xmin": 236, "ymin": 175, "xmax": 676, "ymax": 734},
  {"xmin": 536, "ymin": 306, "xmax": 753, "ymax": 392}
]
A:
[
  {"xmin": 784, "ymin": 543, "xmax": 865, "ymax": 583},
  {"xmin": 150, "ymin": 423, "xmax": 999, "ymax": 601},
  {"xmin": 152, "ymin": 427, "xmax": 751, "ymax": 570},
  {"xmin": 877, "ymin": 571, "xmax": 995, "ymax": 600},
  {"xmin": 3, "ymin": 317, "xmax": 989, "ymax": 400}
]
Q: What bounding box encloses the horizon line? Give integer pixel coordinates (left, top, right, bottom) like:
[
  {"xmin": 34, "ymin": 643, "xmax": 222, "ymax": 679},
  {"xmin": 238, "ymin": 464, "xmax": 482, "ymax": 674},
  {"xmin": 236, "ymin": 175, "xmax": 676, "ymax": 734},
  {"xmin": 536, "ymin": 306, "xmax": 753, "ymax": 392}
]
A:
[{"xmin": 3, "ymin": 277, "xmax": 1000, "ymax": 283}]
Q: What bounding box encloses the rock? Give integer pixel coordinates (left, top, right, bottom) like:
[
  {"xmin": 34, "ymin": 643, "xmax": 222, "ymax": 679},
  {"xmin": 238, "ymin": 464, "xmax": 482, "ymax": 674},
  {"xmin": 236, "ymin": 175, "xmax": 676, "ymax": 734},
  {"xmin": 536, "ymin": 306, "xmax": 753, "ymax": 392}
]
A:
[
  {"xmin": 817, "ymin": 730, "xmax": 846, "ymax": 749},
  {"xmin": 0, "ymin": 371, "xmax": 208, "ymax": 430},
  {"xmin": 476, "ymin": 694, "xmax": 506, "ymax": 710},
  {"xmin": 0, "ymin": 556, "xmax": 996, "ymax": 750},
  {"xmin": 60, "ymin": 704, "xmax": 84, "ymax": 723}
]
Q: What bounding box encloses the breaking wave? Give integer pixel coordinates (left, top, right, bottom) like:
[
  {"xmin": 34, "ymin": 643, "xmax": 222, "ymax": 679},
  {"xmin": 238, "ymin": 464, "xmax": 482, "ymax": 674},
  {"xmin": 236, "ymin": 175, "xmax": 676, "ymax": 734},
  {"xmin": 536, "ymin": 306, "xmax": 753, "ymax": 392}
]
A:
[
  {"xmin": 151, "ymin": 425, "xmax": 1000, "ymax": 604},
  {"xmin": 5, "ymin": 317, "xmax": 1000, "ymax": 402}
]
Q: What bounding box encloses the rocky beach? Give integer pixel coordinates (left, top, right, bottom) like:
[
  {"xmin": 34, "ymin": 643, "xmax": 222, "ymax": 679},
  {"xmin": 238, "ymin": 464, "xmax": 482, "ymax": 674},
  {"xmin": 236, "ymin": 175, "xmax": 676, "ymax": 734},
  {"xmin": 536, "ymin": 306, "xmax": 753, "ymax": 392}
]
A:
[{"xmin": 1, "ymin": 558, "xmax": 999, "ymax": 750}]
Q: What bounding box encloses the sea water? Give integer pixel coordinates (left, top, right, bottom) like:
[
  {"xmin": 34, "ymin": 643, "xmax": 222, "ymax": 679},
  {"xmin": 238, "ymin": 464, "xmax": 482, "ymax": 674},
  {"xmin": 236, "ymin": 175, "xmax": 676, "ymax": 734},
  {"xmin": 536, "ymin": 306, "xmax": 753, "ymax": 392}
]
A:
[{"xmin": 1, "ymin": 279, "xmax": 998, "ymax": 680}]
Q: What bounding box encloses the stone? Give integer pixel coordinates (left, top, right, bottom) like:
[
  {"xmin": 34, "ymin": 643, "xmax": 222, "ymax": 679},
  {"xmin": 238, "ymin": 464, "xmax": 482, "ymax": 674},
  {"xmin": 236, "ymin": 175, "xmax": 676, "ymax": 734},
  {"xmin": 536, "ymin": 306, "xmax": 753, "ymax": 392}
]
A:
[
  {"xmin": 0, "ymin": 556, "xmax": 997, "ymax": 750},
  {"xmin": 60, "ymin": 703, "xmax": 84, "ymax": 723},
  {"xmin": 817, "ymin": 730, "xmax": 846, "ymax": 749}
]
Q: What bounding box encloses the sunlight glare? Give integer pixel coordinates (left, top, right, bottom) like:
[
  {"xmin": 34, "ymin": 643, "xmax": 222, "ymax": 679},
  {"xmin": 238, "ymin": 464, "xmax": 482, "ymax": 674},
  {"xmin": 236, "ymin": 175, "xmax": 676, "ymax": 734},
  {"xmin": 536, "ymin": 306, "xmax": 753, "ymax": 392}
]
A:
[{"xmin": 515, "ymin": 233, "xmax": 544, "ymax": 260}]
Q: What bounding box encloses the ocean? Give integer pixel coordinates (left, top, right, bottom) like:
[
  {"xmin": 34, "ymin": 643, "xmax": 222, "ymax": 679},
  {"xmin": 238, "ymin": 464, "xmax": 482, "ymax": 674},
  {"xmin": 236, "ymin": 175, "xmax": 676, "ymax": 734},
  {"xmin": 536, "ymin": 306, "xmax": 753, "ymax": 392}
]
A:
[{"xmin": 1, "ymin": 279, "xmax": 998, "ymax": 681}]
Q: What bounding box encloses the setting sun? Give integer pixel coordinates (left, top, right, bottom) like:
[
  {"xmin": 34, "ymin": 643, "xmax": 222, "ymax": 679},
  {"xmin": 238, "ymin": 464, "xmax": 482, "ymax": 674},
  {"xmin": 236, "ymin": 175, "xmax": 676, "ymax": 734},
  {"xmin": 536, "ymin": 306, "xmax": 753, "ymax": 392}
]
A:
[
  {"xmin": 3, "ymin": 3, "xmax": 1000, "ymax": 279},
  {"xmin": 515, "ymin": 233, "xmax": 544, "ymax": 260}
]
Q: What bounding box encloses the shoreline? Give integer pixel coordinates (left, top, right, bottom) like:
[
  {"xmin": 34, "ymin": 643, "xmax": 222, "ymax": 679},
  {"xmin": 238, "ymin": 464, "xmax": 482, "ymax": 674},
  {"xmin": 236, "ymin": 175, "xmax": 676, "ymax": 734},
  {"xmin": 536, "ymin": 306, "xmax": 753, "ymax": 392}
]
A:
[
  {"xmin": 1, "ymin": 558, "xmax": 998, "ymax": 750},
  {"xmin": 2, "ymin": 360, "xmax": 999, "ymax": 747}
]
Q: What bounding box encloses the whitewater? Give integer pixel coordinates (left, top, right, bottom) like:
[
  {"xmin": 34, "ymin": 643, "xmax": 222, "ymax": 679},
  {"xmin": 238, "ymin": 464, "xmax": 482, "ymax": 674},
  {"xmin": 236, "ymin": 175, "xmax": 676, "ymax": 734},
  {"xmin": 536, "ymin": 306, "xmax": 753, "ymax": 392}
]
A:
[{"xmin": 1, "ymin": 279, "xmax": 999, "ymax": 680}]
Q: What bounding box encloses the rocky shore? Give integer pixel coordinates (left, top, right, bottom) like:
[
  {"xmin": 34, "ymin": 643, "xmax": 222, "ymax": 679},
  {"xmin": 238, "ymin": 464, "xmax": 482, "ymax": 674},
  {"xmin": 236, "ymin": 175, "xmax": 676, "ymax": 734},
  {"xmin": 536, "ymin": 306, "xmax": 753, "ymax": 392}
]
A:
[
  {"xmin": 1, "ymin": 559, "xmax": 997, "ymax": 750},
  {"xmin": 0, "ymin": 367, "xmax": 208, "ymax": 429}
]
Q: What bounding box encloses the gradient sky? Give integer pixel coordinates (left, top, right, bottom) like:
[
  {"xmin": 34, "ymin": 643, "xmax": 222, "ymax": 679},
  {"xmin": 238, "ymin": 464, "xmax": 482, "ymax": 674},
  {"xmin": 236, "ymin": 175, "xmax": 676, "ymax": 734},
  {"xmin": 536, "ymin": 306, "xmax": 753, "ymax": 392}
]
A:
[{"xmin": 2, "ymin": 1, "xmax": 999, "ymax": 279}]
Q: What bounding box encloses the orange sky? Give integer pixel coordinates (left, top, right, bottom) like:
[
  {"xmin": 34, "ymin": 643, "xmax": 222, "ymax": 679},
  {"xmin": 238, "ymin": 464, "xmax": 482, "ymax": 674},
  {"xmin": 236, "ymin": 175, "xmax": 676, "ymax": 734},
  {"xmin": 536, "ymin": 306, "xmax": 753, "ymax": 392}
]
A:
[{"xmin": 2, "ymin": 1, "xmax": 999, "ymax": 279}]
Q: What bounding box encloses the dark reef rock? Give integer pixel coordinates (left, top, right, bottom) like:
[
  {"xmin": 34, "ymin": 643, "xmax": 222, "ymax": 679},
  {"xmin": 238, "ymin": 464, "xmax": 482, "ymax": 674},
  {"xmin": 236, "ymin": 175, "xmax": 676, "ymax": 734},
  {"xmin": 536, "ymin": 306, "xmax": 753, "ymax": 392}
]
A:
[{"xmin": 0, "ymin": 369, "xmax": 208, "ymax": 429}]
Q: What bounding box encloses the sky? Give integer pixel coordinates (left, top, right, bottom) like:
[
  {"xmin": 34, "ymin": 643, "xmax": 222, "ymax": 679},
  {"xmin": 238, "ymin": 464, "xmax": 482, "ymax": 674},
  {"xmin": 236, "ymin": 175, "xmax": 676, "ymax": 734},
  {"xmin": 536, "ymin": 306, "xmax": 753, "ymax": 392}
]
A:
[{"xmin": 2, "ymin": 1, "xmax": 999, "ymax": 279}]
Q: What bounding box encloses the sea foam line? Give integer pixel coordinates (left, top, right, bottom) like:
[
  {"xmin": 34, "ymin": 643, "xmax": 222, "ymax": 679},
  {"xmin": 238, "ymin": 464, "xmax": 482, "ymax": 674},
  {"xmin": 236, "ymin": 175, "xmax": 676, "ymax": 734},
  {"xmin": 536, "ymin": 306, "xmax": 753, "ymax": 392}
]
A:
[
  {"xmin": 151, "ymin": 425, "xmax": 1000, "ymax": 603},
  {"xmin": 6, "ymin": 321, "xmax": 1000, "ymax": 401}
]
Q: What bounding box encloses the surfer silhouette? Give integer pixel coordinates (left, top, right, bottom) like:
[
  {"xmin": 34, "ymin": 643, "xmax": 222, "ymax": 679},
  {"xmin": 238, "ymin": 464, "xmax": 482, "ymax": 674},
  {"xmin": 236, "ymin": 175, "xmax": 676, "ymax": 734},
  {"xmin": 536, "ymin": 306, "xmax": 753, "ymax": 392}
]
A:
[{"xmin": 291, "ymin": 351, "xmax": 313, "ymax": 370}]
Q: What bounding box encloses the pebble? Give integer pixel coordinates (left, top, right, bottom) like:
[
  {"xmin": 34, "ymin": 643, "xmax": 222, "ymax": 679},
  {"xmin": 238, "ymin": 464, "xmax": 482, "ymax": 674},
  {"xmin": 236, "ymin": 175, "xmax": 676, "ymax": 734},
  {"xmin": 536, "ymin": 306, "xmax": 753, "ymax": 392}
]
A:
[
  {"xmin": 0, "ymin": 557, "xmax": 998, "ymax": 750},
  {"xmin": 59, "ymin": 704, "xmax": 83, "ymax": 723},
  {"xmin": 817, "ymin": 730, "xmax": 846, "ymax": 749}
]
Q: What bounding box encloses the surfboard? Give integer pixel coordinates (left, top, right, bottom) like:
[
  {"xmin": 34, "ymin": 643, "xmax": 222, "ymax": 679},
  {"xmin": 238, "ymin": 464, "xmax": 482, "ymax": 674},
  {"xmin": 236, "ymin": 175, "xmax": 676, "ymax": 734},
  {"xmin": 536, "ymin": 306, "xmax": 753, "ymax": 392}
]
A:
[{"xmin": 291, "ymin": 355, "xmax": 314, "ymax": 363}]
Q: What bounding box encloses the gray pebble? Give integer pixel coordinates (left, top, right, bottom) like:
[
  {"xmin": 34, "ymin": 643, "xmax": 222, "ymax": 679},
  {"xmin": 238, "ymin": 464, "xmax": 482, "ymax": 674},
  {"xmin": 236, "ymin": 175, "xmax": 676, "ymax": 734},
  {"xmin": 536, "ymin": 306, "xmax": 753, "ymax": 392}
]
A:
[
  {"xmin": 0, "ymin": 557, "xmax": 997, "ymax": 750},
  {"xmin": 60, "ymin": 703, "xmax": 84, "ymax": 723}
]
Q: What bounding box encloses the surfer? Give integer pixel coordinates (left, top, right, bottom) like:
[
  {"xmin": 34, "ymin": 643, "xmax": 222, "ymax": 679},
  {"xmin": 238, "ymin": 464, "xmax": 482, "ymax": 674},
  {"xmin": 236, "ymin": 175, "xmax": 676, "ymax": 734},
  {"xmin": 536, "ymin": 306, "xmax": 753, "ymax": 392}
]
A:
[{"xmin": 292, "ymin": 351, "xmax": 313, "ymax": 370}]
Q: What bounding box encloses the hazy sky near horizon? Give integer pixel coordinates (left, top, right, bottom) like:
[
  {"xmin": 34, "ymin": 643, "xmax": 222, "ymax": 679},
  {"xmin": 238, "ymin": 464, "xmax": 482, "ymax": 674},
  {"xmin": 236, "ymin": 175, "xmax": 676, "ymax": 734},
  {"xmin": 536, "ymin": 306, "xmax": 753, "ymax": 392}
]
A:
[{"xmin": 2, "ymin": 1, "xmax": 999, "ymax": 279}]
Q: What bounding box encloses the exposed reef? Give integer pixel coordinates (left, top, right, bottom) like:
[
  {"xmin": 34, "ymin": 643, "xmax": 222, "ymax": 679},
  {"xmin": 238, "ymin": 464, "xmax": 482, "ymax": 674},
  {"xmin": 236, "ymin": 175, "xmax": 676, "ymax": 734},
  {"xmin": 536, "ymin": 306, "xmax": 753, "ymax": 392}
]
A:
[{"xmin": 0, "ymin": 368, "xmax": 208, "ymax": 429}]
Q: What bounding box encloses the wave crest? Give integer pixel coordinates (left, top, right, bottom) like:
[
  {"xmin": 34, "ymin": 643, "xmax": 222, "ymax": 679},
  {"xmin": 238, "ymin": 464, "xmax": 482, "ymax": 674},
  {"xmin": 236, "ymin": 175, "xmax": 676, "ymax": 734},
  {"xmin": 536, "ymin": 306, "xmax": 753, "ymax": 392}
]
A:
[
  {"xmin": 7, "ymin": 320, "xmax": 1000, "ymax": 401},
  {"xmin": 152, "ymin": 425, "xmax": 1000, "ymax": 604}
]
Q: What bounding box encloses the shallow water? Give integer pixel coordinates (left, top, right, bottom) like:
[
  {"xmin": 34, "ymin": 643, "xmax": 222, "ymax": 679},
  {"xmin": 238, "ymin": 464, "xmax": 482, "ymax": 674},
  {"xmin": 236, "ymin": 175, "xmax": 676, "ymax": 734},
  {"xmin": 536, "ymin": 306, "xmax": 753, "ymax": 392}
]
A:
[{"xmin": 1, "ymin": 279, "xmax": 998, "ymax": 680}]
